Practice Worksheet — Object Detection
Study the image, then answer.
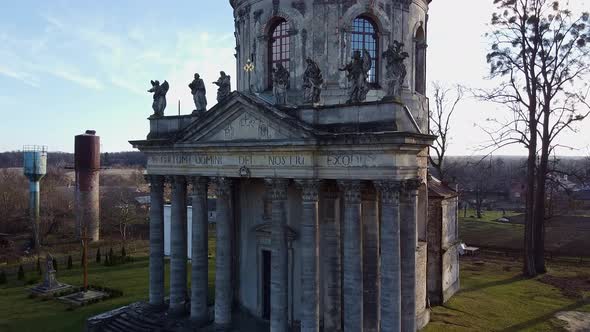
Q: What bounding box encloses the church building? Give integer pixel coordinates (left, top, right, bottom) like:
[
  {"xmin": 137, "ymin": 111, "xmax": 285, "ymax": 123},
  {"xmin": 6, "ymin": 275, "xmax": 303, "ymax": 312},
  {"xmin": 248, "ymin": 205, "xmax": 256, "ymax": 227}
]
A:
[{"xmin": 88, "ymin": 0, "xmax": 460, "ymax": 331}]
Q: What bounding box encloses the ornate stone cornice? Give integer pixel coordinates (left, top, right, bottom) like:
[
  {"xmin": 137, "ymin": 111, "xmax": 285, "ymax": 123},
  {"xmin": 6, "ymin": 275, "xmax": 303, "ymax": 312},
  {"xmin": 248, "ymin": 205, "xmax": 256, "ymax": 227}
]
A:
[
  {"xmin": 338, "ymin": 180, "xmax": 362, "ymax": 204},
  {"xmin": 296, "ymin": 179, "xmax": 321, "ymax": 202},
  {"xmin": 375, "ymin": 180, "xmax": 402, "ymax": 205},
  {"xmin": 265, "ymin": 178, "xmax": 289, "ymax": 201}
]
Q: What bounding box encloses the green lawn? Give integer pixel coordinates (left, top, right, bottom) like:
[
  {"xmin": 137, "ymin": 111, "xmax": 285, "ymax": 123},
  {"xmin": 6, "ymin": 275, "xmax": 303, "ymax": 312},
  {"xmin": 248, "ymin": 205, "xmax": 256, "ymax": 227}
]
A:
[
  {"xmin": 1, "ymin": 252, "xmax": 589, "ymax": 331},
  {"xmin": 424, "ymin": 256, "xmax": 590, "ymax": 331}
]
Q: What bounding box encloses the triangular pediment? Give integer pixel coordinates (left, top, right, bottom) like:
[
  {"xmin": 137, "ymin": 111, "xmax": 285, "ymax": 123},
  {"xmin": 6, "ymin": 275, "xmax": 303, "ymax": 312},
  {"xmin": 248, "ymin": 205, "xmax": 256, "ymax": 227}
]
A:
[{"xmin": 178, "ymin": 92, "xmax": 315, "ymax": 144}]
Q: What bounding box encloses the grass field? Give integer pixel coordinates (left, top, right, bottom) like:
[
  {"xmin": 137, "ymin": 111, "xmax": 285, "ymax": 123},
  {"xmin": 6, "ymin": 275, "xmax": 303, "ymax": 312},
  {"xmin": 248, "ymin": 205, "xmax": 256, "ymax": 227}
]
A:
[
  {"xmin": 1, "ymin": 252, "xmax": 589, "ymax": 331},
  {"xmin": 459, "ymin": 210, "xmax": 590, "ymax": 256}
]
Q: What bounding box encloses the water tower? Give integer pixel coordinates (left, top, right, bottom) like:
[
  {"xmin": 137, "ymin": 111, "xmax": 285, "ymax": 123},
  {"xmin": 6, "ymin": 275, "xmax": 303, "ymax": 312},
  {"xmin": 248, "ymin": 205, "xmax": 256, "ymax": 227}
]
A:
[
  {"xmin": 23, "ymin": 145, "xmax": 48, "ymax": 249},
  {"xmin": 75, "ymin": 130, "xmax": 100, "ymax": 241}
]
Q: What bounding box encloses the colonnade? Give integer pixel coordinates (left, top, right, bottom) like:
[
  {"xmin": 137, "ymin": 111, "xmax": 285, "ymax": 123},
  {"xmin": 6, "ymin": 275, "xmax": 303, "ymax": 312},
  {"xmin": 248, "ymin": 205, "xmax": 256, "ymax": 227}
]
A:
[{"xmin": 145, "ymin": 175, "xmax": 420, "ymax": 332}]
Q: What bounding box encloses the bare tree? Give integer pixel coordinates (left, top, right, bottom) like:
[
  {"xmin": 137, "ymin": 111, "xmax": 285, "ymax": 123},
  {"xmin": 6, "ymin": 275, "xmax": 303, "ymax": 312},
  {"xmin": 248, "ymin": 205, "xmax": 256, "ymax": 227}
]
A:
[
  {"xmin": 429, "ymin": 82, "xmax": 464, "ymax": 180},
  {"xmin": 483, "ymin": 0, "xmax": 590, "ymax": 276}
]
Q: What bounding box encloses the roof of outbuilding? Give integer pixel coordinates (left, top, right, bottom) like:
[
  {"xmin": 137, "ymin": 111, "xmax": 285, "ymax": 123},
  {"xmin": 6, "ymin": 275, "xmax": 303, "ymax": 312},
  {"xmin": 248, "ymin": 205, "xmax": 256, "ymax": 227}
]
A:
[{"xmin": 429, "ymin": 176, "xmax": 458, "ymax": 198}]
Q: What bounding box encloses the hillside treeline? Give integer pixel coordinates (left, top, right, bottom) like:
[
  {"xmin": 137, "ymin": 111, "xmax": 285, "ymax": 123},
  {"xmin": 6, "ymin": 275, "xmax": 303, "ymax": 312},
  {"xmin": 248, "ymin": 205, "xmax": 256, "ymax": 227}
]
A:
[{"xmin": 0, "ymin": 151, "xmax": 146, "ymax": 168}]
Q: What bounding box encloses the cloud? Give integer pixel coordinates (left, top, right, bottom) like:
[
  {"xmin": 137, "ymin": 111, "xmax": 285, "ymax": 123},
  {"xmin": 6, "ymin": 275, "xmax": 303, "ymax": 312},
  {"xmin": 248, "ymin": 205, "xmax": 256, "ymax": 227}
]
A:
[
  {"xmin": 0, "ymin": 65, "xmax": 40, "ymax": 87},
  {"xmin": 45, "ymin": 67, "xmax": 104, "ymax": 90}
]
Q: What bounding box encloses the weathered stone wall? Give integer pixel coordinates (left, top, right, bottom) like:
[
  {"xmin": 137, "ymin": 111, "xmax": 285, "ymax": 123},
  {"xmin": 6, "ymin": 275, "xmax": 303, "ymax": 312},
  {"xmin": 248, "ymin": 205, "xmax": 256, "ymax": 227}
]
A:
[
  {"xmin": 427, "ymin": 196, "xmax": 460, "ymax": 305},
  {"xmin": 416, "ymin": 241, "xmax": 430, "ymax": 330}
]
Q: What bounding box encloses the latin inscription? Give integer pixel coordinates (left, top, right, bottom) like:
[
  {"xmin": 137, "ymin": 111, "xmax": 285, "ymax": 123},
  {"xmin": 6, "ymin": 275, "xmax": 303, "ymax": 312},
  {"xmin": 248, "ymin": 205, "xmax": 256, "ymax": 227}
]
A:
[{"xmin": 150, "ymin": 153, "xmax": 382, "ymax": 168}]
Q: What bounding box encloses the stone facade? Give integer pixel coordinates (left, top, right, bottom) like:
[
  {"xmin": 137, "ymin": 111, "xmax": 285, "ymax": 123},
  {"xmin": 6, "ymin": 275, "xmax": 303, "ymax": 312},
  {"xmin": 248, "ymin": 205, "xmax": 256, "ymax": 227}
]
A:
[{"xmin": 87, "ymin": 1, "xmax": 461, "ymax": 331}]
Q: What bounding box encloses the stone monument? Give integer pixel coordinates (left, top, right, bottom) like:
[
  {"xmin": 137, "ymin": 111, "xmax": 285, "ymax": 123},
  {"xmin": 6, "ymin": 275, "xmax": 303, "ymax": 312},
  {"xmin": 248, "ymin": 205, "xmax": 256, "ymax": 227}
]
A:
[{"xmin": 30, "ymin": 253, "xmax": 71, "ymax": 296}]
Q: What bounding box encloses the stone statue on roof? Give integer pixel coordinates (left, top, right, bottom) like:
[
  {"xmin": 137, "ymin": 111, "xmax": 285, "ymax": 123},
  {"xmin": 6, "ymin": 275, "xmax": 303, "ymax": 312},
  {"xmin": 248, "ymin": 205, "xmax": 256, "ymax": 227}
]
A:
[
  {"xmin": 339, "ymin": 49, "xmax": 372, "ymax": 104},
  {"xmin": 213, "ymin": 71, "xmax": 232, "ymax": 103},
  {"xmin": 272, "ymin": 63, "xmax": 290, "ymax": 105},
  {"xmin": 189, "ymin": 73, "xmax": 207, "ymax": 114},
  {"xmin": 148, "ymin": 80, "xmax": 169, "ymax": 118},
  {"xmin": 383, "ymin": 40, "xmax": 409, "ymax": 99},
  {"xmin": 303, "ymin": 58, "xmax": 324, "ymax": 105}
]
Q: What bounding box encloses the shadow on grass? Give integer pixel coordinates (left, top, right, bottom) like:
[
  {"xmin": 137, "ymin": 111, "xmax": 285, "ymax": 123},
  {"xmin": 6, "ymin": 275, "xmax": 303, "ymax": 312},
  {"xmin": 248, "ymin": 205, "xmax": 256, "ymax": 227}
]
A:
[
  {"xmin": 499, "ymin": 300, "xmax": 589, "ymax": 332},
  {"xmin": 459, "ymin": 275, "xmax": 525, "ymax": 294}
]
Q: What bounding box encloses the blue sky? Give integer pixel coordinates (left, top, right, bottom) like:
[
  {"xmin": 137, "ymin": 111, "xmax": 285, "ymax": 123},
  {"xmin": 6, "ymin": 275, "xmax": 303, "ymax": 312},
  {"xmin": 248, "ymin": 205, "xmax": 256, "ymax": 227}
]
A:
[{"xmin": 1, "ymin": 0, "xmax": 589, "ymax": 156}]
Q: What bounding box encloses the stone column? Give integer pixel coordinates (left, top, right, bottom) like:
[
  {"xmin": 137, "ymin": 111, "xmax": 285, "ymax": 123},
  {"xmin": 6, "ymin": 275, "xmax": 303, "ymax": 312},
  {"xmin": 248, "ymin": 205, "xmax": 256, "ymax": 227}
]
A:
[
  {"xmin": 400, "ymin": 179, "xmax": 420, "ymax": 332},
  {"xmin": 190, "ymin": 177, "xmax": 209, "ymax": 324},
  {"xmin": 321, "ymin": 190, "xmax": 342, "ymax": 332},
  {"xmin": 338, "ymin": 180, "xmax": 363, "ymax": 332},
  {"xmin": 214, "ymin": 177, "xmax": 233, "ymax": 327},
  {"xmin": 266, "ymin": 178, "xmax": 289, "ymax": 332},
  {"xmin": 297, "ymin": 180, "xmax": 321, "ymax": 332},
  {"xmin": 147, "ymin": 175, "xmax": 165, "ymax": 308},
  {"xmin": 376, "ymin": 181, "xmax": 402, "ymax": 332},
  {"xmin": 362, "ymin": 188, "xmax": 380, "ymax": 332},
  {"xmin": 169, "ymin": 175, "xmax": 188, "ymax": 315}
]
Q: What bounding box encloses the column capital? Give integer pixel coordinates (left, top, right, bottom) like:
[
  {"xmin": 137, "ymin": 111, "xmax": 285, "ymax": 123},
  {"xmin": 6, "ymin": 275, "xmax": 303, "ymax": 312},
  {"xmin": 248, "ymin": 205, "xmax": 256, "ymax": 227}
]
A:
[
  {"xmin": 213, "ymin": 177, "xmax": 232, "ymax": 198},
  {"xmin": 296, "ymin": 179, "xmax": 321, "ymax": 202},
  {"xmin": 145, "ymin": 174, "xmax": 165, "ymax": 188},
  {"xmin": 338, "ymin": 180, "xmax": 362, "ymax": 204},
  {"xmin": 190, "ymin": 176, "xmax": 209, "ymax": 197},
  {"xmin": 375, "ymin": 180, "xmax": 402, "ymax": 205},
  {"xmin": 168, "ymin": 175, "xmax": 187, "ymax": 189},
  {"xmin": 265, "ymin": 178, "xmax": 289, "ymax": 201},
  {"xmin": 401, "ymin": 178, "xmax": 422, "ymax": 197}
]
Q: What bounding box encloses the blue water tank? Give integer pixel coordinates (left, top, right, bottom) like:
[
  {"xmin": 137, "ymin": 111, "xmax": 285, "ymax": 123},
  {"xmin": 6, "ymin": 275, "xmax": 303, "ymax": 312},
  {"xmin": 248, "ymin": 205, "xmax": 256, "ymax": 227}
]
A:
[{"xmin": 23, "ymin": 146, "xmax": 47, "ymax": 180}]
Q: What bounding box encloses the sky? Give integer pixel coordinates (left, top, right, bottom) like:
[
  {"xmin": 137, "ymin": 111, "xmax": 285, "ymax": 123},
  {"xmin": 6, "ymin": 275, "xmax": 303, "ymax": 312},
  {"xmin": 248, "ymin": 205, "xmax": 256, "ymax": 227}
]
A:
[{"xmin": 0, "ymin": 0, "xmax": 588, "ymax": 156}]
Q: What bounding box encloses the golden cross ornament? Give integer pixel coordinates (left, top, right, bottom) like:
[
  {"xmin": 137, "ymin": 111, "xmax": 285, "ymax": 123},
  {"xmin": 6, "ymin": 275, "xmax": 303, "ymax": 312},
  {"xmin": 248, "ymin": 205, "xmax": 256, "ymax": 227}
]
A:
[{"xmin": 243, "ymin": 59, "xmax": 255, "ymax": 72}]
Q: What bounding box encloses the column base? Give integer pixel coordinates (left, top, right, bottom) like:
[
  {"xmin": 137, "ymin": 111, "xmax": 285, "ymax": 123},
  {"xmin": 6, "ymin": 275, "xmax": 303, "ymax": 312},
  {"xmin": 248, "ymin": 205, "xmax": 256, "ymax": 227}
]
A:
[{"xmin": 168, "ymin": 302, "xmax": 188, "ymax": 317}]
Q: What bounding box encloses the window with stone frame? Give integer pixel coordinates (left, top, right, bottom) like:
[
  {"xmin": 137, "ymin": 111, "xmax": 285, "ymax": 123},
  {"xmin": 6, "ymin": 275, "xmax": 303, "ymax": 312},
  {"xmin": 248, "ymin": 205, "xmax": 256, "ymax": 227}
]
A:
[
  {"xmin": 268, "ymin": 18, "xmax": 290, "ymax": 88},
  {"xmin": 351, "ymin": 16, "xmax": 379, "ymax": 84}
]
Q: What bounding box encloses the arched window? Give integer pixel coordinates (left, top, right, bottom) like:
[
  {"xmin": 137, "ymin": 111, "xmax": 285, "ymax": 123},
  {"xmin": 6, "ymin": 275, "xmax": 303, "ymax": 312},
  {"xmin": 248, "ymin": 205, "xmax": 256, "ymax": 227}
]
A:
[
  {"xmin": 414, "ymin": 26, "xmax": 426, "ymax": 94},
  {"xmin": 268, "ymin": 19, "xmax": 290, "ymax": 87},
  {"xmin": 351, "ymin": 16, "xmax": 379, "ymax": 84}
]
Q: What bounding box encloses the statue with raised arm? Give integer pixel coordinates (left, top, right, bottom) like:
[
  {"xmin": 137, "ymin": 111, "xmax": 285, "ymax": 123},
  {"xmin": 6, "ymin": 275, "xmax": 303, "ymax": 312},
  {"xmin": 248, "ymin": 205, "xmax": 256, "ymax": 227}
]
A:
[
  {"xmin": 272, "ymin": 63, "xmax": 290, "ymax": 105},
  {"xmin": 189, "ymin": 73, "xmax": 207, "ymax": 114},
  {"xmin": 303, "ymin": 58, "xmax": 324, "ymax": 105},
  {"xmin": 339, "ymin": 49, "xmax": 372, "ymax": 104},
  {"xmin": 148, "ymin": 80, "xmax": 169, "ymax": 118},
  {"xmin": 213, "ymin": 71, "xmax": 231, "ymax": 103},
  {"xmin": 383, "ymin": 40, "xmax": 409, "ymax": 99}
]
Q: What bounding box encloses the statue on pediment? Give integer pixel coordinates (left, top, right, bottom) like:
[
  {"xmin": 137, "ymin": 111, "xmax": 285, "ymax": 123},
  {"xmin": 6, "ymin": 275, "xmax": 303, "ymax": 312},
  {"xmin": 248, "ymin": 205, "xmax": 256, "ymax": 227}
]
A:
[
  {"xmin": 383, "ymin": 40, "xmax": 409, "ymax": 99},
  {"xmin": 189, "ymin": 73, "xmax": 207, "ymax": 114},
  {"xmin": 303, "ymin": 58, "xmax": 324, "ymax": 105},
  {"xmin": 339, "ymin": 49, "xmax": 372, "ymax": 104},
  {"xmin": 148, "ymin": 80, "xmax": 169, "ymax": 118},
  {"xmin": 272, "ymin": 63, "xmax": 290, "ymax": 105},
  {"xmin": 213, "ymin": 71, "xmax": 232, "ymax": 103}
]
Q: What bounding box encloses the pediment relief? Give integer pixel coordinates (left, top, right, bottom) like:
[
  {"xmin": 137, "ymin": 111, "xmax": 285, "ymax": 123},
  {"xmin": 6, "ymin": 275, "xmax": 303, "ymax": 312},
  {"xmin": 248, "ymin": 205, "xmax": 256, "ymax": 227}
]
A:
[
  {"xmin": 179, "ymin": 95, "xmax": 314, "ymax": 144},
  {"xmin": 201, "ymin": 110, "xmax": 293, "ymax": 142}
]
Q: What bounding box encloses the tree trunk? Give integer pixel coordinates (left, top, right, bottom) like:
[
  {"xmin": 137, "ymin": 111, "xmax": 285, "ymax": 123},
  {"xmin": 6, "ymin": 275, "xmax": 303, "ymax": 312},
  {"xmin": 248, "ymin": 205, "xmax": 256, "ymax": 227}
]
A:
[
  {"xmin": 523, "ymin": 122, "xmax": 538, "ymax": 277},
  {"xmin": 534, "ymin": 106, "xmax": 551, "ymax": 274}
]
